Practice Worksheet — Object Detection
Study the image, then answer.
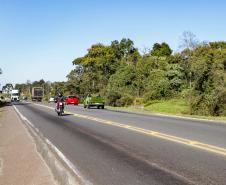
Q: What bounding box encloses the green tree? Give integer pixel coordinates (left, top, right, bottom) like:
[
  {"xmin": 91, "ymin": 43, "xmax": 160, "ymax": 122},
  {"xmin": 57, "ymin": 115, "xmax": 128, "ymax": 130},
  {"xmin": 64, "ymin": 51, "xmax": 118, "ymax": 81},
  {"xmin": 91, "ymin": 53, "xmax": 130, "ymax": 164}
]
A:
[
  {"xmin": 166, "ymin": 63, "xmax": 184, "ymax": 91},
  {"xmin": 66, "ymin": 38, "xmax": 226, "ymax": 116},
  {"xmin": 189, "ymin": 43, "xmax": 226, "ymax": 115},
  {"xmin": 144, "ymin": 69, "xmax": 171, "ymax": 101},
  {"xmin": 69, "ymin": 38, "xmax": 141, "ymax": 97},
  {"xmin": 151, "ymin": 42, "xmax": 172, "ymax": 57},
  {"xmin": 111, "ymin": 38, "xmax": 141, "ymax": 65},
  {"xmin": 51, "ymin": 81, "xmax": 67, "ymax": 95},
  {"xmin": 2, "ymin": 83, "xmax": 13, "ymax": 94},
  {"xmin": 106, "ymin": 65, "xmax": 141, "ymax": 106},
  {"xmin": 32, "ymin": 79, "xmax": 45, "ymax": 87}
]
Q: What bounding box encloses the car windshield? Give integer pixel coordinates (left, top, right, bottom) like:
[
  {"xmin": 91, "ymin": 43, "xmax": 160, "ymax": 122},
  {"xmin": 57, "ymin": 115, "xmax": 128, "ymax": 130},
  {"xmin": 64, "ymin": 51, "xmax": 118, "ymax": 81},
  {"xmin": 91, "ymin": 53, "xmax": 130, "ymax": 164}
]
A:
[{"xmin": 12, "ymin": 93, "xmax": 19, "ymax": 96}]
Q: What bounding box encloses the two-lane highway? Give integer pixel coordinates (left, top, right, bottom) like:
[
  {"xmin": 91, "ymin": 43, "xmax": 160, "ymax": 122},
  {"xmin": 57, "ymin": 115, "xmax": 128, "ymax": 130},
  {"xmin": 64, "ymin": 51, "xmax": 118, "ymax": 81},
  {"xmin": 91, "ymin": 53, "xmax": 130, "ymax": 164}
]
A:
[{"xmin": 14, "ymin": 102, "xmax": 226, "ymax": 185}]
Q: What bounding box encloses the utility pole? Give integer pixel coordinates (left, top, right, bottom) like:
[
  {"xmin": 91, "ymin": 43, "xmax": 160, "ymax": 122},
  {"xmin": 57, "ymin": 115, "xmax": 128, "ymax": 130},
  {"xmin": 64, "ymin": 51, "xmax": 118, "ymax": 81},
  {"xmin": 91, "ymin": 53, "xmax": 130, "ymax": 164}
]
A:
[{"xmin": 0, "ymin": 68, "xmax": 2, "ymax": 91}]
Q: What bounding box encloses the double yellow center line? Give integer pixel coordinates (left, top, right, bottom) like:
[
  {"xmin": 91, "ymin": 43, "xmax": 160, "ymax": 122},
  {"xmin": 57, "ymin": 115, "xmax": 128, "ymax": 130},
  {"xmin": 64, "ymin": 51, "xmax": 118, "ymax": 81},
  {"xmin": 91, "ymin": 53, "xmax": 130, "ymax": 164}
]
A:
[
  {"xmin": 63, "ymin": 111, "xmax": 226, "ymax": 157},
  {"xmin": 35, "ymin": 103, "xmax": 226, "ymax": 157}
]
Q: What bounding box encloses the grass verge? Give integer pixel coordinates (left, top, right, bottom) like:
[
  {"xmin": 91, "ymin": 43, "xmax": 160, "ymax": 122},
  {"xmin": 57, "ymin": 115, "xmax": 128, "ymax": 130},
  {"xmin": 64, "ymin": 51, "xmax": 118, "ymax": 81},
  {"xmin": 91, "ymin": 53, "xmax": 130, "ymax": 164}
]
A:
[
  {"xmin": 106, "ymin": 99, "xmax": 226, "ymax": 122},
  {"xmin": 144, "ymin": 99, "xmax": 189, "ymax": 115}
]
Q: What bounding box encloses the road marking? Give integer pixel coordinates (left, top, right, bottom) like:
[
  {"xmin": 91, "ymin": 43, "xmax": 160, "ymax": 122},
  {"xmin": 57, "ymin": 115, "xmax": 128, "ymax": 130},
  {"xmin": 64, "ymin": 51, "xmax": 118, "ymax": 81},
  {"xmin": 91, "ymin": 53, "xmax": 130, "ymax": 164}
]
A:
[
  {"xmin": 34, "ymin": 103, "xmax": 226, "ymax": 157},
  {"xmin": 13, "ymin": 105, "xmax": 92, "ymax": 185}
]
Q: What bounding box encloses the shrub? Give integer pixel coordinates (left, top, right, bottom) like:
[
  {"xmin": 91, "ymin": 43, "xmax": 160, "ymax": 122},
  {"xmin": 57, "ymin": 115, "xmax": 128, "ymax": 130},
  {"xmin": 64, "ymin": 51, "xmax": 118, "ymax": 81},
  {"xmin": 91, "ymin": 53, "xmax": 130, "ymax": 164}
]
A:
[
  {"xmin": 106, "ymin": 91, "xmax": 121, "ymax": 106},
  {"xmin": 133, "ymin": 98, "xmax": 144, "ymax": 106},
  {"xmin": 188, "ymin": 44, "xmax": 226, "ymax": 116},
  {"xmin": 144, "ymin": 78, "xmax": 171, "ymax": 102},
  {"xmin": 180, "ymin": 88, "xmax": 191, "ymax": 99},
  {"xmin": 115, "ymin": 94, "xmax": 133, "ymax": 107}
]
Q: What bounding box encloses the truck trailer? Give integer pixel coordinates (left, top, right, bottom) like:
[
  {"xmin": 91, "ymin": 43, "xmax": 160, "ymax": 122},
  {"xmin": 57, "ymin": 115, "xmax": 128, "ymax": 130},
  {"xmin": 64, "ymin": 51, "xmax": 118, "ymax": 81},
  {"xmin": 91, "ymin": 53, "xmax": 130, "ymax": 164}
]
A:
[{"xmin": 32, "ymin": 87, "xmax": 44, "ymax": 101}]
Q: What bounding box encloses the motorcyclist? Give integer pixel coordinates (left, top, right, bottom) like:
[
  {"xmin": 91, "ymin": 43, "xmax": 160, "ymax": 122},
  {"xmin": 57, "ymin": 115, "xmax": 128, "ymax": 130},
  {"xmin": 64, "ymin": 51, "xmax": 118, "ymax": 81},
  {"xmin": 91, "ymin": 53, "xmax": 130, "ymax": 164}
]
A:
[{"xmin": 56, "ymin": 91, "xmax": 64, "ymax": 111}]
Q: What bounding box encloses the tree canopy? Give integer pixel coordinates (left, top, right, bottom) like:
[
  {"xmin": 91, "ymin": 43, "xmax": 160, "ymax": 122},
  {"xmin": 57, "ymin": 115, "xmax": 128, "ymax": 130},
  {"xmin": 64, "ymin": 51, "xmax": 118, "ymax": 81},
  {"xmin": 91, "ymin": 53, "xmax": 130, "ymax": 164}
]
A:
[
  {"xmin": 150, "ymin": 42, "xmax": 172, "ymax": 57},
  {"xmin": 14, "ymin": 37, "xmax": 226, "ymax": 116}
]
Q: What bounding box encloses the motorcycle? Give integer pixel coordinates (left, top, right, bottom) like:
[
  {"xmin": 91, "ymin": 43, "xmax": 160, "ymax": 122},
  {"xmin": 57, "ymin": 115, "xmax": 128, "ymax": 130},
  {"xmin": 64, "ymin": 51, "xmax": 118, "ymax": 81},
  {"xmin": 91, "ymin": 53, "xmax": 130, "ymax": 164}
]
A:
[{"xmin": 55, "ymin": 101, "xmax": 64, "ymax": 116}]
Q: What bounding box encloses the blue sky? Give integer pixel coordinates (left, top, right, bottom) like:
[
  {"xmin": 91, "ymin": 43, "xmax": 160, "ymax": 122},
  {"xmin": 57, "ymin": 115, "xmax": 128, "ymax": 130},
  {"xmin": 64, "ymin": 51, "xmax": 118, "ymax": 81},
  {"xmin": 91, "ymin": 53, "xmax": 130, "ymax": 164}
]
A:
[{"xmin": 0, "ymin": 0, "xmax": 226, "ymax": 87}]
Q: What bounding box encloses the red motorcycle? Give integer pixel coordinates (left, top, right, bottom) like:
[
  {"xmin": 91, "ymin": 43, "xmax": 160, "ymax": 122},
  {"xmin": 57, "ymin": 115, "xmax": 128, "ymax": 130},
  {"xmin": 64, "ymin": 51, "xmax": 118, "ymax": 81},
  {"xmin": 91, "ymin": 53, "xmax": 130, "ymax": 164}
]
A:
[{"xmin": 56, "ymin": 101, "xmax": 64, "ymax": 116}]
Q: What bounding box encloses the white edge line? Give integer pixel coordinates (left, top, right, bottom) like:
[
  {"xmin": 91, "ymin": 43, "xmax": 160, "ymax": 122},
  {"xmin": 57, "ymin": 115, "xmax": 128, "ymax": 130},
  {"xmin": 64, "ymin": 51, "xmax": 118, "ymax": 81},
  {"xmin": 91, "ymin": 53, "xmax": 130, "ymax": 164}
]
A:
[
  {"xmin": 0, "ymin": 158, "xmax": 3, "ymax": 176},
  {"xmin": 13, "ymin": 105, "xmax": 87, "ymax": 184},
  {"xmin": 45, "ymin": 138, "xmax": 85, "ymax": 181}
]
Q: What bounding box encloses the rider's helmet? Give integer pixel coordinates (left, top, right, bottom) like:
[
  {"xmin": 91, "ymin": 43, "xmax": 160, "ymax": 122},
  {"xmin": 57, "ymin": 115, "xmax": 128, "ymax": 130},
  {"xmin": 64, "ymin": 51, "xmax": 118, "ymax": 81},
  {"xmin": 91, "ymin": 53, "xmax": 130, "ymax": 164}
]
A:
[{"xmin": 57, "ymin": 91, "xmax": 63, "ymax": 97}]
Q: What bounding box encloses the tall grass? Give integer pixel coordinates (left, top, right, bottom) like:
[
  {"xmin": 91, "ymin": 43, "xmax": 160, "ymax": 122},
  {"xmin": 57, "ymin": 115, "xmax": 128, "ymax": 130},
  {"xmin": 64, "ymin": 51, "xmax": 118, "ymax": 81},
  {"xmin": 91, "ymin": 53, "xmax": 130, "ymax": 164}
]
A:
[{"xmin": 144, "ymin": 99, "xmax": 189, "ymax": 115}]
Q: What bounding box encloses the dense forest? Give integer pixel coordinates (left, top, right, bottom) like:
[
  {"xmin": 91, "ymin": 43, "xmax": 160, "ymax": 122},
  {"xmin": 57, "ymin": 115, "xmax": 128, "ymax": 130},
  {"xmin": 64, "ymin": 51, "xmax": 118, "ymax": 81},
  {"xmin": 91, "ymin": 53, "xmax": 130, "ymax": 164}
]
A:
[{"xmin": 14, "ymin": 32, "xmax": 226, "ymax": 116}]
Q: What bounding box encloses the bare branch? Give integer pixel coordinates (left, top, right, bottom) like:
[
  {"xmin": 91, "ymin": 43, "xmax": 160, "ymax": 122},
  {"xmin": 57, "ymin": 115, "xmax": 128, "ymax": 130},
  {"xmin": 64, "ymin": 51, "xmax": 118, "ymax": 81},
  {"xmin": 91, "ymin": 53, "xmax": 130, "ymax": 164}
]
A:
[{"xmin": 179, "ymin": 31, "xmax": 199, "ymax": 50}]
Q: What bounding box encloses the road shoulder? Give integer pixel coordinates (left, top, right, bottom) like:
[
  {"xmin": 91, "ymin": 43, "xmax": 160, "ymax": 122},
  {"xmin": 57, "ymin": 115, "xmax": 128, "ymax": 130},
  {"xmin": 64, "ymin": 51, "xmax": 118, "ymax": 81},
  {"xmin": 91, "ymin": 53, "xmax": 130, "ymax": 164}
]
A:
[{"xmin": 0, "ymin": 105, "xmax": 56, "ymax": 185}]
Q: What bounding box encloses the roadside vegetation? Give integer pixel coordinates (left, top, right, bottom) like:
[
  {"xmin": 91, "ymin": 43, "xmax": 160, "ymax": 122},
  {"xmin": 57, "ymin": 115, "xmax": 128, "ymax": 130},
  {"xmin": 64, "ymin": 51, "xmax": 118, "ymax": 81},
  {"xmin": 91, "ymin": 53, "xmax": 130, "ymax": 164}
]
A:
[
  {"xmin": 144, "ymin": 99, "xmax": 189, "ymax": 115},
  {"xmin": 13, "ymin": 32, "xmax": 226, "ymax": 117}
]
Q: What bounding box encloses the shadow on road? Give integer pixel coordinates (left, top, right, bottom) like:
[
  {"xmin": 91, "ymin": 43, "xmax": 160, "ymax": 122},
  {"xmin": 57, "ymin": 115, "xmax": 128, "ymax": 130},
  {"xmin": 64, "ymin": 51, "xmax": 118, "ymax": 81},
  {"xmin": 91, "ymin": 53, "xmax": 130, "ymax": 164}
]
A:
[
  {"xmin": 11, "ymin": 102, "xmax": 31, "ymax": 106},
  {"xmin": 0, "ymin": 102, "xmax": 12, "ymax": 108},
  {"xmin": 61, "ymin": 113, "xmax": 73, "ymax": 117}
]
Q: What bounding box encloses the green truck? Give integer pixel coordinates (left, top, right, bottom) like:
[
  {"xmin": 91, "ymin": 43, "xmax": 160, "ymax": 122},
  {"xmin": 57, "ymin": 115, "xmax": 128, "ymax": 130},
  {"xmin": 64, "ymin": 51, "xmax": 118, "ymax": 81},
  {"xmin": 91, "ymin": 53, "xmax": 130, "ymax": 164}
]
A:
[{"xmin": 84, "ymin": 94, "xmax": 105, "ymax": 109}]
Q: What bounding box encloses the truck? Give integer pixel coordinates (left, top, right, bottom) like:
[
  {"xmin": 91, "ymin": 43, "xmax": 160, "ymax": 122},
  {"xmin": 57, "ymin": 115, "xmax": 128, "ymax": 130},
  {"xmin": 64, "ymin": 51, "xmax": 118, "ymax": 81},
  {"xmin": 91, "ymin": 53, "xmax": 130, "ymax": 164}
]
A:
[
  {"xmin": 11, "ymin": 89, "xmax": 20, "ymax": 102},
  {"xmin": 32, "ymin": 87, "xmax": 44, "ymax": 101},
  {"xmin": 84, "ymin": 94, "xmax": 105, "ymax": 109}
]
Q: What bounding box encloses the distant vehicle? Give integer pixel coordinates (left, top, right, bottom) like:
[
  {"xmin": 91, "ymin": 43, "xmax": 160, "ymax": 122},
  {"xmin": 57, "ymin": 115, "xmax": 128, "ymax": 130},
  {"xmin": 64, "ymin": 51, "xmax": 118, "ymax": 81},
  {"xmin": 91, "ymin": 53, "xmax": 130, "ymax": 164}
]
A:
[
  {"xmin": 32, "ymin": 87, "xmax": 44, "ymax": 101},
  {"xmin": 65, "ymin": 95, "xmax": 79, "ymax": 105},
  {"xmin": 0, "ymin": 96, "xmax": 5, "ymax": 104},
  {"xmin": 48, "ymin": 96, "xmax": 55, "ymax": 103},
  {"xmin": 11, "ymin": 89, "xmax": 20, "ymax": 102},
  {"xmin": 84, "ymin": 94, "xmax": 104, "ymax": 109}
]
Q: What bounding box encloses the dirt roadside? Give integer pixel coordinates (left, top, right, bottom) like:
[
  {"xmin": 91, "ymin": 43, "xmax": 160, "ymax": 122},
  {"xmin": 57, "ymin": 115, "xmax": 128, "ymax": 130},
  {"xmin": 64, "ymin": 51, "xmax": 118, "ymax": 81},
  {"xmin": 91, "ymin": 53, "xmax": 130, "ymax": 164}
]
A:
[{"xmin": 0, "ymin": 105, "xmax": 56, "ymax": 185}]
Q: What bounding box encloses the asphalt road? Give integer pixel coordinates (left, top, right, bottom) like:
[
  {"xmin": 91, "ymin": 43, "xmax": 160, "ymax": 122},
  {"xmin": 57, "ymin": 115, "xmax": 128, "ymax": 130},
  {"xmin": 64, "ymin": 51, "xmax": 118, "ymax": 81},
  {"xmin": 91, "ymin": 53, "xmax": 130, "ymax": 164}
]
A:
[{"xmin": 14, "ymin": 102, "xmax": 226, "ymax": 185}]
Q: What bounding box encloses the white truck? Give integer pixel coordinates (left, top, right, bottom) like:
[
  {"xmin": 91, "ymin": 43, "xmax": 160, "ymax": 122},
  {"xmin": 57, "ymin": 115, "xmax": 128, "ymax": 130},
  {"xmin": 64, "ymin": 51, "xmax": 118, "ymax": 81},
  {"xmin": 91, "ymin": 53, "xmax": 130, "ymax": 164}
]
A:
[{"xmin": 11, "ymin": 89, "xmax": 20, "ymax": 102}]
